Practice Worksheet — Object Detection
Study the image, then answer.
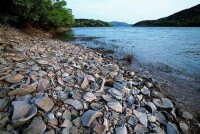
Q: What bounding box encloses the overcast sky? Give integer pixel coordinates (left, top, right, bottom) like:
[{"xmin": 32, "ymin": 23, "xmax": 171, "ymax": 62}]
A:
[{"xmin": 67, "ymin": 0, "xmax": 200, "ymax": 24}]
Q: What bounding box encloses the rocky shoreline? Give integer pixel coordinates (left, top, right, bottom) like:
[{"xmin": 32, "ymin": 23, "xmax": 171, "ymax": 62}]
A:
[{"xmin": 0, "ymin": 25, "xmax": 199, "ymax": 133}]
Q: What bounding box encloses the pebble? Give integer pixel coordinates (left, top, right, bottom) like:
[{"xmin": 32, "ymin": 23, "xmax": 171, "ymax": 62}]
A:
[{"xmin": 34, "ymin": 96, "xmax": 54, "ymax": 112}]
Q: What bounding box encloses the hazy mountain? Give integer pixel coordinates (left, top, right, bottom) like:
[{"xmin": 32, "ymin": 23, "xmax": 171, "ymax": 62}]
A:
[
  {"xmin": 133, "ymin": 4, "xmax": 200, "ymax": 27},
  {"xmin": 110, "ymin": 21, "xmax": 131, "ymax": 26}
]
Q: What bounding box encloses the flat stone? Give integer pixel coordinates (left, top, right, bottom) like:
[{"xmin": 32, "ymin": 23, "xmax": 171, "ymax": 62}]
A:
[
  {"xmin": 70, "ymin": 126, "xmax": 79, "ymax": 134},
  {"xmin": 64, "ymin": 99, "xmax": 83, "ymax": 110},
  {"xmin": 134, "ymin": 124, "xmax": 148, "ymax": 133},
  {"xmin": 108, "ymin": 88, "xmax": 123, "ymax": 100},
  {"xmin": 115, "ymin": 125, "xmax": 127, "ymax": 134},
  {"xmin": 81, "ymin": 76, "xmax": 89, "ymax": 89},
  {"xmin": 167, "ymin": 122, "xmax": 179, "ymax": 134},
  {"xmin": 5, "ymin": 74, "xmax": 24, "ymax": 83},
  {"xmin": 141, "ymin": 86, "xmax": 150, "ymax": 95},
  {"xmin": 81, "ymin": 110, "xmax": 103, "ymax": 127},
  {"xmin": 133, "ymin": 110, "xmax": 148, "ymax": 127},
  {"xmin": 44, "ymin": 130, "xmax": 55, "ymax": 134},
  {"xmin": 12, "ymin": 101, "xmax": 37, "ymax": 126},
  {"xmin": 0, "ymin": 88, "xmax": 13, "ymax": 98},
  {"xmin": 72, "ymin": 117, "xmax": 81, "ymax": 128},
  {"xmin": 31, "ymin": 66, "xmax": 40, "ymax": 71},
  {"xmin": 83, "ymin": 92, "xmax": 97, "ymax": 102},
  {"xmin": 62, "ymin": 109, "xmax": 71, "ymax": 120},
  {"xmin": 113, "ymin": 82, "xmax": 130, "ymax": 93},
  {"xmin": 153, "ymin": 98, "xmax": 173, "ymax": 109},
  {"xmin": 179, "ymin": 122, "xmax": 189, "ymax": 133},
  {"xmin": 0, "ymin": 97, "xmax": 10, "ymax": 111},
  {"xmin": 8, "ymin": 84, "xmax": 36, "ymax": 96},
  {"xmin": 61, "ymin": 119, "xmax": 72, "ymax": 129},
  {"xmin": 35, "ymin": 96, "xmax": 54, "ymax": 112},
  {"xmin": 93, "ymin": 124, "xmax": 106, "ymax": 134},
  {"xmin": 23, "ymin": 116, "xmax": 46, "ymax": 134},
  {"xmin": 37, "ymin": 78, "xmax": 49, "ymax": 91},
  {"xmin": 127, "ymin": 116, "xmax": 138, "ymax": 126},
  {"xmin": 102, "ymin": 95, "xmax": 112, "ymax": 102},
  {"xmin": 37, "ymin": 59, "xmax": 49, "ymax": 65},
  {"xmin": 107, "ymin": 100, "xmax": 122, "ymax": 113},
  {"xmin": 182, "ymin": 111, "xmax": 193, "ymax": 120}
]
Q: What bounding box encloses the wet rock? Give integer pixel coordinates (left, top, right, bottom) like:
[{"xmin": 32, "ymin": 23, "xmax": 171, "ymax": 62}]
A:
[
  {"xmin": 0, "ymin": 97, "xmax": 11, "ymax": 111},
  {"xmin": 64, "ymin": 99, "xmax": 83, "ymax": 110},
  {"xmin": 34, "ymin": 96, "xmax": 54, "ymax": 112},
  {"xmin": 81, "ymin": 110, "xmax": 103, "ymax": 127},
  {"xmin": 23, "ymin": 116, "xmax": 46, "ymax": 134},
  {"xmin": 179, "ymin": 122, "xmax": 189, "ymax": 133},
  {"xmin": 133, "ymin": 110, "xmax": 148, "ymax": 127},
  {"xmin": 154, "ymin": 111, "xmax": 167, "ymax": 125},
  {"xmin": 12, "ymin": 101, "xmax": 37, "ymax": 126},
  {"xmin": 83, "ymin": 92, "xmax": 97, "ymax": 102},
  {"xmin": 181, "ymin": 111, "xmax": 193, "ymax": 120},
  {"xmin": 167, "ymin": 122, "xmax": 179, "ymax": 134},
  {"xmin": 141, "ymin": 86, "xmax": 150, "ymax": 95},
  {"xmin": 8, "ymin": 84, "xmax": 36, "ymax": 96},
  {"xmin": 115, "ymin": 124, "xmax": 127, "ymax": 134},
  {"xmin": 153, "ymin": 98, "xmax": 173, "ymax": 109},
  {"xmin": 37, "ymin": 78, "xmax": 49, "ymax": 91},
  {"xmin": 93, "ymin": 124, "xmax": 106, "ymax": 134},
  {"xmin": 107, "ymin": 100, "xmax": 122, "ymax": 113},
  {"xmin": 5, "ymin": 74, "xmax": 24, "ymax": 83}
]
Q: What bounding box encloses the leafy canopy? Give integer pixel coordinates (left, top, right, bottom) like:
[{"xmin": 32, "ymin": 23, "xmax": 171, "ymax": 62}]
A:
[{"xmin": 0, "ymin": 0, "xmax": 74, "ymax": 29}]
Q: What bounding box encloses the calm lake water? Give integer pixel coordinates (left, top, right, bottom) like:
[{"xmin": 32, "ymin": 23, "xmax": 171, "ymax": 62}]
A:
[{"xmin": 63, "ymin": 27, "xmax": 200, "ymax": 79}]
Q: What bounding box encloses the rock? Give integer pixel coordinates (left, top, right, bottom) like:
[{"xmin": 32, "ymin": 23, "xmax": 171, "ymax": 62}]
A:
[
  {"xmin": 34, "ymin": 96, "xmax": 54, "ymax": 112},
  {"xmin": 133, "ymin": 110, "xmax": 148, "ymax": 127},
  {"xmin": 147, "ymin": 114, "xmax": 156, "ymax": 122},
  {"xmin": 91, "ymin": 103, "xmax": 104, "ymax": 111},
  {"xmin": 8, "ymin": 84, "xmax": 36, "ymax": 96},
  {"xmin": 154, "ymin": 111, "xmax": 167, "ymax": 125},
  {"xmin": 145, "ymin": 102, "xmax": 157, "ymax": 113},
  {"xmin": 37, "ymin": 78, "xmax": 49, "ymax": 91},
  {"xmin": 31, "ymin": 65, "xmax": 40, "ymax": 71},
  {"xmin": 0, "ymin": 97, "xmax": 10, "ymax": 111},
  {"xmin": 5, "ymin": 74, "xmax": 24, "ymax": 83},
  {"xmin": 127, "ymin": 95, "xmax": 135, "ymax": 109},
  {"xmin": 103, "ymin": 118, "xmax": 109, "ymax": 131},
  {"xmin": 108, "ymin": 88, "xmax": 123, "ymax": 100},
  {"xmin": 37, "ymin": 59, "xmax": 49, "ymax": 65},
  {"xmin": 179, "ymin": 122, "xmax": 189, "ymax": 133},
  {"xmin": 81, "ymin": 110, "xmax": 103, "ymax": 127},
  {"xmin": 81, "ymin": 75, "xmax": 89, "ymax": 89},
  {"xmin": 60, "ymin": 57, "xmax": 68, "ymax": 63},
  {"xmin": 23, "ymin": 116, "xmax": 46, "ymax": 134},
  {"xmin": 167, "ymin": 122, "xmax": 179, "ymax": 134},
  {"xmin": 0, "ymin": 87, "xmax": 13, "ymax": 98},
  {"xmin": 93, "ymin": 124, "xmax": 106, "ymax": 134},
  {"xmin": 150, "ymin": 124, "xmax": 165, "ymax": 134},
  {"xmin": 70, "ymin": 126, "xmax": 79, "ymax": 134},
  {"xmin": 15, "ymin": 94, "xmax": 32, "ymax": 103},
  {"xmin": 61, "ymin": 119, "xmax": 72, "ymax": 129},
  {"xmin": 44, "ymin": 130, "xmax": 55, "ymax": 134},
  {"xmin": 153, "ymin": 98, "xmax": 173, "ymax": 109},
  {"xmin": 64, "ymin": 99, "xmax": 83, "ymax": 110},
  {"xmin": 0, "ymin": 117, "xmax": 9, "ymax": 129},
  {"xmin": 113, "ymin": 82, "xmax": 130, "ymax": 93},
  {"xmin": 62, "ymin": 109, "xmax": 71, "ymax": 120},
  {"xmin": 72, "ymin": 117, "xmax": 81, "ymax": 128},
  {"xmin": 102, "ymin": 95, "xmax": 112, "ymax": 102},
  {"xmin": 141, "ymin": 86, "xmax": 150, "ymax": 95},
  {"xmin": 83, "ymin": 92, "xmax": 97, "ymax": 102},
  {"xmin": 182, "ymin": 111, "xmax": 193, "ymax": 120},
  {"xmin": 115, "ymin": 125, "xmax": 127, "ymax": 134},
  {"xmin": 134, "ymin": 124, "xmax": 148, "ymax": 133},
  {"xmin": 107, "ymin": 100, "xmax": 122, "ymax": 113},
  {"xmin": 12, "ymin": 101, "xmax": 37, "ymax": 126},
  {"xmin": 127, "ymin": 116, "xmax": 138, "ymax": 126}
]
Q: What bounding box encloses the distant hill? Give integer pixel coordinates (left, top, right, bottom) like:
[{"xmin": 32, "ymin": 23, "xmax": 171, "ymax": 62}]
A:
[
  {"xmin": 110, "ymin": 21, "xmax": 131, "ymax": 26},
  {"xmin": 133, "ymin": 4, "xmax": 200, "ymax": 27},
  {"xmin": 74, "ymin": 19, "xmax": 111, "ymax": 27}
]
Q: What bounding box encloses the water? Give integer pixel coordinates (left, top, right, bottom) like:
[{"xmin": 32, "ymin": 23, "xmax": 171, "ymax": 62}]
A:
[{"xmin": 61, "ymin": 27, "xmax": 200, "ymax": 79}]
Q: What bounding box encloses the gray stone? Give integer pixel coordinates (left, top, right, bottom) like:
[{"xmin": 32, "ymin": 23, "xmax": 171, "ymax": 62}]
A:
[{"xmin": 34, "ymin": 96, "xmax": 54, "ymax": 112}]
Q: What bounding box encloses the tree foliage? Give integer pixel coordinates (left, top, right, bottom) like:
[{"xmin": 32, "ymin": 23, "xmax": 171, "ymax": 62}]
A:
[
  {"xmin": 0, "ymin": 0, "xmax": 74, "ymax": 29},
  {"xmin": 74, "ymin": 19, "xmax": 111, "ymax": 27}
]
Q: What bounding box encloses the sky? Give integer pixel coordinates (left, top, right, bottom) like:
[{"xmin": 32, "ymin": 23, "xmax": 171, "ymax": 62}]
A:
[{"xmin": 67, "ymin": 0, "xmax": 200, "ymax": 24}]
